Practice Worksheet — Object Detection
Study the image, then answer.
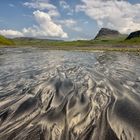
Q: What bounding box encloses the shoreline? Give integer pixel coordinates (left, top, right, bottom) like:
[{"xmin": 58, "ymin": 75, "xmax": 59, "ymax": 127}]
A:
[{"xmin": 0, "ymin": 45, "xmax": 140, "ymax": 53}]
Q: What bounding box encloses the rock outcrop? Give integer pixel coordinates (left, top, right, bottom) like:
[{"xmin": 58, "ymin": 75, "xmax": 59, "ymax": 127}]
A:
[
  {"xmin": 94, "ymin": 28, "xmax": 120, "ymax": 39},
  {"xmin": 126, "ymin": 30, "xmax": 140, "ymax": 40}
]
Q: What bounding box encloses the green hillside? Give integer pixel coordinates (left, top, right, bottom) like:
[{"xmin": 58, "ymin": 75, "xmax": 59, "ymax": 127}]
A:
[
  {"xmin": 13, "ymin": 37, "xmax": 62, "ymax": 46},
  {"xmin": 0, "ymin": 35, "xmax": 14, "ymax": 45},
  {"xmin": 12, "ymin": 35, "xmax": 140, "ymax": 48},
  {"xmin": 0, "ymin": 30, "xmax": 140, "ymax": 52}
]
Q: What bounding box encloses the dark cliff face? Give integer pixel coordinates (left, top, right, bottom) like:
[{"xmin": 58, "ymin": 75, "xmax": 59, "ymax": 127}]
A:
[
  {"xmin": 126, "ymin": 30, "xmax": 140, "ymax": 40},
  {"xmin": 95, "ymin": 28, "xmax": 120, "ymax": 39}
]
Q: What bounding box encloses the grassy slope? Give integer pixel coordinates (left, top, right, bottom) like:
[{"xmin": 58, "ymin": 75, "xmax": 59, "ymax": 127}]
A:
[
  {"xmin": 12, "ymin": 35, "xmax": 128, "ymax": 47},
  {"xmin": 0, "ymin": 35, "xmax": 14, "ymax": 45},
  {"xmin": 123, "ymin": 37, "xmax": 140, "ymax": 45},
  {"xmin": 1, "ymin": 35, "xmax": 140, "ymax": 52},
  {"xmin": 44, "ymin": 35, "xmax": 140, "ymax": 48},
  {"xmin": 13, "ymin": 38, "xmax": 62, "ymax": 46}
]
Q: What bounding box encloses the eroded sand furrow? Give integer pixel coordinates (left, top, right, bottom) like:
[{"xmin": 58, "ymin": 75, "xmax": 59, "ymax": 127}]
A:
[{"xmin": 0, "ymin": 49, "xmax": 140, "ymax": 140}]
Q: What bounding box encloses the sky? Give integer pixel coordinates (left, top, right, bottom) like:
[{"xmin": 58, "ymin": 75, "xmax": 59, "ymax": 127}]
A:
[{"xmin": 0, "ymin": 0, "xmax": 140, "ymax": 40}]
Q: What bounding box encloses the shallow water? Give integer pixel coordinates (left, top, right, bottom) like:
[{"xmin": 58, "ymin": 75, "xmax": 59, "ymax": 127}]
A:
[{"xmin": 0, "ymin": 48, "xmax": 140, "ymax": 140}]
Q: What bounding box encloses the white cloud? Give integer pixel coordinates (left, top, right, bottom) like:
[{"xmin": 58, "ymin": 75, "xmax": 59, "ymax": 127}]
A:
[
  {"xmin": 23, "ymin": 2, "xmax": 56, "ymax": 11},
  {"xmin": 76, "ymin": 0, "xmax": 140, "ymax": 34},
  {"xmin": 23, "ymin": 10, "xmax": 68, "ymax": 38},
  {"xmin": 70, "ymin": 37, "xmax": 89, "ymax": 41},
  {"xmin": 0, "ymin": 11, "xmax": 68, "ymax": 38},
  {"xmin": 48, "ymin": 10, "xmax": 60, "ymax": 17},
  {"xmin": 60, "ymin": 1, "xmax": 70, "ymax": 9},
  {"xmin": 59, "ymin": 19, "xmax": 77, "ymax": 27},
  {"xmin": 0, "ymin": 30, "xmax": 23, "ymax": 38},
  {"xmin": 60, "ymin": 1, "xmax": 74, "ymax": 16},
  {"xmin": 57, "ymin": 19, "xmax": 82, "ymax": 32},
  {"xmin": 23, "ymin": 1, "xmax": 60, "ymax": 17}
]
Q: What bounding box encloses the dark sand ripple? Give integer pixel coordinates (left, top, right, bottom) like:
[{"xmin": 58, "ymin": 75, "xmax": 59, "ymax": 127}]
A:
[{"xmin": 0, "ymin": 48, "xmax": 140, "ymax": 140}]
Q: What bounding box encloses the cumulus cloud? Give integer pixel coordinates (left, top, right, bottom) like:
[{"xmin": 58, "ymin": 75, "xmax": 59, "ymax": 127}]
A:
[
  {"xmin": 57, "ymin": 19, "xmax": 82, "ymax": 32},
  {"xmin": 23, "ymin": 10, "xmax": 68, "ymax": 38},
  {"xmin": 0, "ymin": 11, "xmax": 68, "ymax": 38},
  {"xmin": 0, "ymin": 30, "xmax": 23, "ymax": 38},
  {"xmin": 76, "ymin": 0, "xmax": 140, "ymax": 34}
]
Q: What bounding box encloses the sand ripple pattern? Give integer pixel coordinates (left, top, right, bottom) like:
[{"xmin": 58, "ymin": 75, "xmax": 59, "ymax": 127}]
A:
[{"xmin": 0, "ymin": 48, "xmax": 140, "ymax": 140}]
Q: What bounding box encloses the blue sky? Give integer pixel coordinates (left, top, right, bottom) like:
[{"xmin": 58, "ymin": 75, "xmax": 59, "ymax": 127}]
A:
[{"xmin": 0, "ymin": 0, "xmax": 140, "ymax": 40}]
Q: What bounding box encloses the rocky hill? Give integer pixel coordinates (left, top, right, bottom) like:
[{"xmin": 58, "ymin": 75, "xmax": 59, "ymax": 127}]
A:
[
  {"xmin": 94, "ymin": 28, "xmax": 120, "ymax": 39},
  {"xmin": 126, "ymin": 30, "xmax": 140, "ymax": 40}
]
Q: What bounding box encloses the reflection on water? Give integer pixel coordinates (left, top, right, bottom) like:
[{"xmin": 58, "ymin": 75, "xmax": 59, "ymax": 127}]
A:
[{"xmin": 0, "ymin": 48, "xmax": 140, "ymax": 140}]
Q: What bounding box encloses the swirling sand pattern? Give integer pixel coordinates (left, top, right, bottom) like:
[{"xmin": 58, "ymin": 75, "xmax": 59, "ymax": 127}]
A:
[{"xmin": 0, "ymin": 48, "xmax": 140, "ymax": 140}]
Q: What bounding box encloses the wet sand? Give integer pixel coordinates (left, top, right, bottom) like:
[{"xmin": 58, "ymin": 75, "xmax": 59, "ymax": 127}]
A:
[{"xmin": 0, "ymin": 48, "xmax": 140, "ymax": 140}]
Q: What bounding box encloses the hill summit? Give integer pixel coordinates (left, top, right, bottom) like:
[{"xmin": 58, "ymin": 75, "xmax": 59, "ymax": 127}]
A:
[{"xmin": 94, "ymin": 28, "xmax": 120, "ymax": 39}]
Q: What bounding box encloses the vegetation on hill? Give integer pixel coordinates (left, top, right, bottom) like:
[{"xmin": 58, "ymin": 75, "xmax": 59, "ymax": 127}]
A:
[
  {"xmin": 13, "ymin": 37, "xmax": 62, "ymax": 46},
  {"xmin": 0, "ymin": 35, "xmax": 14, "ymax": 45},
  {"xmin": 9, "ymin": 36, "xmax": 140, "ymax": 52},
  {"xmin": 124, "ymin": 37, "xmax": 140, "ymax": 45},
  {"xmin": 0, "ymin": 28, "xmax": 140, "ymax": 52}
]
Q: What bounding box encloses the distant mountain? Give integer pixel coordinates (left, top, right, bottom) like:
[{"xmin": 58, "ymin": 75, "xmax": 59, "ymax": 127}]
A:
[
  {"xmin": 0, "ymin": 35, "xmax": 14, "ymax": 45},
  {"xmin": 12, "ymin": 37, "xmax": 64, "ymax": 46},
  {"xmin": 126, "ymin": 30, "xmax": 140, "ymax": 40},
  {"xmin": 13, "ymin": 37, "xmax": 63, "ymax": 42},
  {"xmin": 94, "ymin": 28, "xmax": 120, "ymax": 39}
]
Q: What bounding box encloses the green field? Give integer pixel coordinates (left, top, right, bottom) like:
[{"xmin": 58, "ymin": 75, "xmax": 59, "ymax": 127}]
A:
[
  {"xmin": 12, "ymin": 35, "xmax": 140, "ymax": 47},
  {"xmin": 0, "ymin": 35, "xmax": 140, "ymax": 52}
]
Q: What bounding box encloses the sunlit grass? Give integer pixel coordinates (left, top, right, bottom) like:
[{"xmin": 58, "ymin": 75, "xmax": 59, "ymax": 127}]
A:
[
  {"xmin": 0, "ymin": 35, "xmax": 14, "ymax": 45},
  {"xmin": 0, "ymin": 35, "xmax": 140, "ymax": 52}
]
